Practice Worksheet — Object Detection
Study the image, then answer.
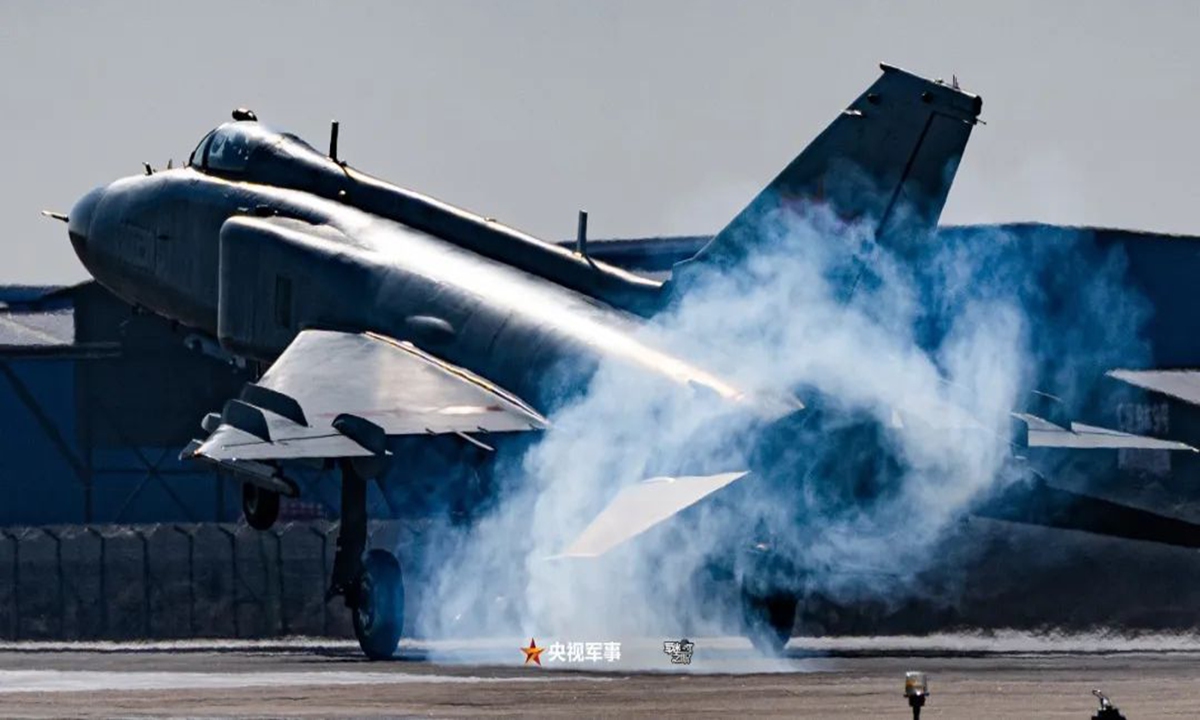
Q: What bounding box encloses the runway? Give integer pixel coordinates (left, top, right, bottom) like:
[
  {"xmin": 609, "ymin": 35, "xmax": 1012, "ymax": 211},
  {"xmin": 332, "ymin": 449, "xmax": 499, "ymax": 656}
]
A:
[{"xmin": 0, "ymin": 635, "xmax": 1198, "ymax": 718}]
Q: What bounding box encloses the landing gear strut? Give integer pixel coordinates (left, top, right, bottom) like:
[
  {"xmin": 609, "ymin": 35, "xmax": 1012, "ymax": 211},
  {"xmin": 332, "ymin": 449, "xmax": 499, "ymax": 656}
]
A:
[
  {"xmin": 329, "ymin": 459, "xmax": 404, "ymax": 660},
  {"xmin": 737, "ymin": 531, "xmax": 799, "ymax": 656}
]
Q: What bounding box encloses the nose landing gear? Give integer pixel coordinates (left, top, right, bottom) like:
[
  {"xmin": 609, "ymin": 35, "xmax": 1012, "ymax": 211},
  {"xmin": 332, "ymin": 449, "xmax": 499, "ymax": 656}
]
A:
[
  {"xmin": 241, "ymin": 483, "xmax": 280, "ymax": 530},
  {"xmin": 238, "ymin": 456, "xmax": 406, "ymax": 659}
]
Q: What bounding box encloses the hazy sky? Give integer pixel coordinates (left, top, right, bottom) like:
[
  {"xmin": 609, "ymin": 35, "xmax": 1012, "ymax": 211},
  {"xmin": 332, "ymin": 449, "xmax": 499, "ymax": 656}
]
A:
[{"xmin": 1, "ymin": 1, "xmax": 1197, "ymax": 283}]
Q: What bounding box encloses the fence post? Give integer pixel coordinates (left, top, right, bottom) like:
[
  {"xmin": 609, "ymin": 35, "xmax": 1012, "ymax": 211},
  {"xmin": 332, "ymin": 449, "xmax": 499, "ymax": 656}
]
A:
[
  {"xmin": 308, "ymin": 523, "xmax": 332, "ymax": 636},
  {"xmin": 41, "ymin": 528, "xmax": 65, "ymax": 639},
  {"xmin": 0, "ymin": 530, "xmax": 21, "ymax": 640},
  {"xmin": 269, "ymin": 525, "xmax": 290, "ymax": 637},
  {"xmin": 217, "ymin": 526, "xmax": 240, "ymax": 638},
  {"xmin": 132, "ymin": 527, "xmax": 153, "ymax": 637},
  {"xmin": 82, "ymin": 527, "xmax": 107, "ymax": 639},
  {"xmin": 171, "ymin": 525, "xmax": 197, "ymax": 637}
]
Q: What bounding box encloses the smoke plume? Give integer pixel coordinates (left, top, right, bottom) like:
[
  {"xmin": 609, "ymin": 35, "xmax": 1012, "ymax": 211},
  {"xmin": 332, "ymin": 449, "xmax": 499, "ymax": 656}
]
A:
[{"xmin": 409, "ymin": 202, "xmax": 1150, "ymax": 654}]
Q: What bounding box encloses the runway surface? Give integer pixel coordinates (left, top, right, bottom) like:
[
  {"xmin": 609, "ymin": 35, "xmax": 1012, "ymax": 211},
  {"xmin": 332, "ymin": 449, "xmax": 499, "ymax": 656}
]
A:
[{"xmin": 0, "ymin": 634, "xmax": 1198, "ymax": 718}]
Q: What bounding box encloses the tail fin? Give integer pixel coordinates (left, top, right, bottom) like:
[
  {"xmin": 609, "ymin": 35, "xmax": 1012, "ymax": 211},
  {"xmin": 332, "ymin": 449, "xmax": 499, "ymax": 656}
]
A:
[{"xmin": 675, "ymin": 64, "xmax": 982, "ymax": 277}]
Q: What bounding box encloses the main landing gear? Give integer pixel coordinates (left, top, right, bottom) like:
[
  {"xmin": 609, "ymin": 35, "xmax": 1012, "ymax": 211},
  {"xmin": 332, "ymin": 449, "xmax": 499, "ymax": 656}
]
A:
[
  {"xmin": 737, "ymin": 536, "xmax": 798, "ymax": 656},
  {"xmin": 239, "ymin": 460, "xmax": 404, "ymax": 659},
  {"xmin": 741, "ymin": 590, "xmax": 798, "ymax": 655},
  {"xmin": 328, "ymin": 459, "xmax": 405, "ymax": 660}
]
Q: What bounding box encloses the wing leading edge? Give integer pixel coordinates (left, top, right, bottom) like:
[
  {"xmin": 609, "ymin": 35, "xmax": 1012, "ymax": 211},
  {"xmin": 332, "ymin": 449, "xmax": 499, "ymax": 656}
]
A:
[
  {"xmin": 558, "ymin": 471, "xmax": 749, "ymax": 558},
  {"xmin": 187, "ymin": 329, "xmax": 547, "ymax": 463},
  {"xmin": 1108, "ymin": 369, "xmax": 1200, "ymax": 406}
]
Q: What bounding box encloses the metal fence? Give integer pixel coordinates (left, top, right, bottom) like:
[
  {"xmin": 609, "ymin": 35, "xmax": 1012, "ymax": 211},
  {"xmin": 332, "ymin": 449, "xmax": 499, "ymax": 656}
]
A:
[
  {"xmin": 12, "ymin": 517, "xmax": 1200, "ymax": 641},
  {"xmin": 0, "ymin": 520, "xmax": 412, "ymax": 641}
]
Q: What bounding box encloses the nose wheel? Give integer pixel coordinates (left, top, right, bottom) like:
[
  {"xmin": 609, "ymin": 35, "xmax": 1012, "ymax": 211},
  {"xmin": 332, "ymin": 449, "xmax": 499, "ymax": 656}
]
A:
[{"xmin": 242, "ymin": 483, "xmax": 280, "ymax": 530}]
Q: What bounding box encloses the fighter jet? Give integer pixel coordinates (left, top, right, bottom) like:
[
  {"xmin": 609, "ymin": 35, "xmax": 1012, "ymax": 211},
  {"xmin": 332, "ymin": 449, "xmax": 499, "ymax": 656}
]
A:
[{"xmin": 53, "ymin": 64, "xmax": 1200, "ymax": 658}]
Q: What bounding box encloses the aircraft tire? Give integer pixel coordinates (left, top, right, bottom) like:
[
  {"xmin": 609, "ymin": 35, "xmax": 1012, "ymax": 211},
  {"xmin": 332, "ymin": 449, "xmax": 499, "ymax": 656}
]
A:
[
  {"xmin": 352, "ymin": 549, "xmax": 405, "ymax": 660},
  {"xmin": 242, "ymin": 484, "xmax": 280, "ymax": 531},
  {"xmin": 742, "ymin": 591, "xmax": 797, "ymax": 656}
]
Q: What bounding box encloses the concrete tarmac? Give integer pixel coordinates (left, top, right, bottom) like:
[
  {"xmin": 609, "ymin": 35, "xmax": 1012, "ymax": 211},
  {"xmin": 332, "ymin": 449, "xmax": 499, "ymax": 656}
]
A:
[{"xmin": 0, "ymin": 635, "xmax": 1197, "ymax": 718}]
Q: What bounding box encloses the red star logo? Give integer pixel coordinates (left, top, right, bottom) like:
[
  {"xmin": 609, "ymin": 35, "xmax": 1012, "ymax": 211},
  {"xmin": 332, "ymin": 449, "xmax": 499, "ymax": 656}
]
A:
[{"xmin": 521, "ymin": 638, "xmax": 544, "ymax": 666}]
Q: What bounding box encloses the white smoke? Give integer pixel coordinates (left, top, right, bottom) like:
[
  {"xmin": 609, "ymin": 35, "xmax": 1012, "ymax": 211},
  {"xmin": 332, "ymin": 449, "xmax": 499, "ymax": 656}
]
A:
[{"xmin": 410, "ymin": 203, "xmax": 1142, "ymax": 653}]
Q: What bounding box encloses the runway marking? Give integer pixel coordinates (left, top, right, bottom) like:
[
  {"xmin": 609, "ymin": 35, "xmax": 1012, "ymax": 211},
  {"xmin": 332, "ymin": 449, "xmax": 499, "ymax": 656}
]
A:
[
  {"xmin": 2, "ymin": 632, "xmax": 1199, "ymax": 682},
  {"xmin": 789, "ymin": 632, "xmax": 1200, "ymax": 654},
  {"xmin": 0, "ymin": 638, "xmax": 361, "ymax": 653},
  {"xmin": 0, "ymin": 669, "xmax": 609, "ymax": 694}
]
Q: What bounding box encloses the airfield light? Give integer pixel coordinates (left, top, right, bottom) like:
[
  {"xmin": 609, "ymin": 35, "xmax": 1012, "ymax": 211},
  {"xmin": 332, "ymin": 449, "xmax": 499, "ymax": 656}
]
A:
[{"xmin": 903, "ymin": 671, "xmax": 928, "ymax": 719}]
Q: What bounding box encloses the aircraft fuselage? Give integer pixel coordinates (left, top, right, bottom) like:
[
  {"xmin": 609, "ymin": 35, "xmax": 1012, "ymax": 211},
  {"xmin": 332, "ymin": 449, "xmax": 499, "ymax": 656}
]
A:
[{"xmin": 68, "ymin": 162, "xmax": 742, "ymax": 415}]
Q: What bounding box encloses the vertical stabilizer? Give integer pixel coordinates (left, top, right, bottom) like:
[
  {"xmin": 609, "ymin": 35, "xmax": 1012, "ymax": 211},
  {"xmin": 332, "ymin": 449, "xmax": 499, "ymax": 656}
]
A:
[{"xmin": 675, "ymin": 64, "xmax": 982, "ymax": 278}]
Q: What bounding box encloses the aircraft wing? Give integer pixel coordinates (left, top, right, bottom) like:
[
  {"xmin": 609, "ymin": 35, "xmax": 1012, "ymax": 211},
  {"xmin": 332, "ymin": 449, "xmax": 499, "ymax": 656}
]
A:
[
  {"xmin": 1108, "ymin": 369, "xmax": 1200, "ymax": 406},
  {"xmin": 555, "ymin": 401, "xmax": 1199, "ymax": 559},
  {"xmin": 558, "ymin": 472, "xmax": 749, "ymax": 558},
  {"xmin": 1003, "ymin": 370, "xmax": 1200, "ymax": 453},
  {"xmin": 186, "ymin": 329, "xmax": 547, "ymax": 464},
  {"xmin": 1013, "ymin": 413, "xmax": 1196, "ymax": 451}
]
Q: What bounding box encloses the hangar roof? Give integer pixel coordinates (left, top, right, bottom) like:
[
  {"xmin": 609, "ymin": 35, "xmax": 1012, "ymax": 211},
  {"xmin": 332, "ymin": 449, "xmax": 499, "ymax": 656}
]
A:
[{"xmin": 0, "ymin": 285, "xmax": 74, "ymax": 348}]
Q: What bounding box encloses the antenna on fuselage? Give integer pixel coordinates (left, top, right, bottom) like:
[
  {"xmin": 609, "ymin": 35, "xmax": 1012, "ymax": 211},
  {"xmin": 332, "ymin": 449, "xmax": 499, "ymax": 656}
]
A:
[
  {"xmin": 576, "ymin": 209, "xmax": 594, "ymax": 267},
  {"xmin": 329, "ymin": 120, "xmax": 340, "ymax": 163}
]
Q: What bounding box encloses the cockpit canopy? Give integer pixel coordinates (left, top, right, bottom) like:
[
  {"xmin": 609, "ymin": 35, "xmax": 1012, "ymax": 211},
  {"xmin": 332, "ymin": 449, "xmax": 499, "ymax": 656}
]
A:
[
  {"xmin": 187, "ymin": 117, "xmax": 335, "ymax": 184},
  {"xmin": 194, "ymin": 125, "xmax": 254, "ymax": 173}
]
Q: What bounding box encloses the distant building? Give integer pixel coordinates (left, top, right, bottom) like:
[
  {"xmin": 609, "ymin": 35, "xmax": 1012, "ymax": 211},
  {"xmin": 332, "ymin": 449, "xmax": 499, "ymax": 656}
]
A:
[
  {"xmin": 4, "ymin": 223, "xmax": 1200, "ymax": 527},
  {"xmin": 0, "ymin": 282, "xmax": 248, "ymax": 524}
]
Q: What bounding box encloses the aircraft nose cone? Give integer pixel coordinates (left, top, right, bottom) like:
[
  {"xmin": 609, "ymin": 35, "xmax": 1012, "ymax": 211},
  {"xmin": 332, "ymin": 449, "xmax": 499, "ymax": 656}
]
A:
[{"xmin": 67, "ymin": 186, "xmax": 104, "ymax": 259}]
